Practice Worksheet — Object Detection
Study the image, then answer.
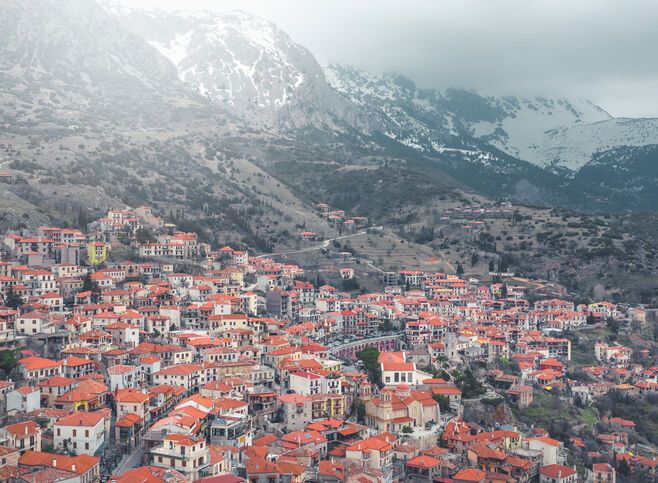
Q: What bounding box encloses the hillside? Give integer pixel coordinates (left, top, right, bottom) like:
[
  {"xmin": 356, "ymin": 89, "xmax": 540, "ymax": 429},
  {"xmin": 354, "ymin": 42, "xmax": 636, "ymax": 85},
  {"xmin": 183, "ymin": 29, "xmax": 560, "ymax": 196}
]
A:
[
  {"xmin": 0, "ymin": 0, "xmax": 214, "ymax": 129},
  {"xmin": 106, "ymin": 4, "xmax": 368, "ymax": 131},
  {"xmin": 103, "ymin": 4, "xmax": 658, "ymax": 212},
  {"xmin": 0, "ymin": 0, "xmax": 657, "ymax": 304}
]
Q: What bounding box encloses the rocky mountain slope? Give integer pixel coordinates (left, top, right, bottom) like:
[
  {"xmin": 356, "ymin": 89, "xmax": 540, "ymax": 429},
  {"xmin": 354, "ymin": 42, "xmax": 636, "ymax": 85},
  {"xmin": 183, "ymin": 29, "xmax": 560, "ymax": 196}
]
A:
[
  {"xmin": 105, "ymin": 4, "xmax": 367, "ymax": 131},
  {"xmin": 101, "ymin": 3, "xmax": 658, "ymax": 206},
  {"xmin": 1, "ymin": 0, "xmax": 658, "ymax": 237},
  {"xmin": 1, "ymin": 0, "xmax": 657, "ymax": 304},
  {"xmin": 325, "ymin": 64, "xmax": 658, "ymax": 174},
  {"xmin": 0, "ymin": 0, "xmax": 214, "ymax": 129}
]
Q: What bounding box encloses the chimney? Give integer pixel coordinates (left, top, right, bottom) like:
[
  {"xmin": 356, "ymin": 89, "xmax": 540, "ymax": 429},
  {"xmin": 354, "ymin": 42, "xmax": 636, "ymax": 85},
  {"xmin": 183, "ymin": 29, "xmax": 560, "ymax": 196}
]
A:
[
  {"xmin": 52, "ymin": 458, "xmax": 57, "ymax": 467},
  {"xmin": 72, "ymin": 464, "xmax": 76, "ymax": 472}
]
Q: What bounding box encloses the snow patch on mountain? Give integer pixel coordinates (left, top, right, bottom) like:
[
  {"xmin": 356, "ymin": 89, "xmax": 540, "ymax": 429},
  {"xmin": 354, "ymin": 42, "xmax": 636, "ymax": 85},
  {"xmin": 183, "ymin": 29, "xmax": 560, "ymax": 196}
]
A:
[
  {"xmin": 149, "ymin": 31, "xmax": 193, "ymax": 67},
  {"xmin": 539, "ymin": 118, "xmax": 658, "ymax": 171},
  {"xmin": 467, "ymin": 98, "xmax": 612, "ymax": 168},
  {"xmin": 325, "ymin": 64, "xmax": 658, "ymax": 173},
  {"xmin": 325, "ymin": 64, "xmax": 462, "ymax": 154},
  {"xmin": 145, "ymin": 10, "xmax": 311, "ymax": 110},
  {"xmin": 107, "ymin": 6, "xmax": 366, "ymax": 130}
]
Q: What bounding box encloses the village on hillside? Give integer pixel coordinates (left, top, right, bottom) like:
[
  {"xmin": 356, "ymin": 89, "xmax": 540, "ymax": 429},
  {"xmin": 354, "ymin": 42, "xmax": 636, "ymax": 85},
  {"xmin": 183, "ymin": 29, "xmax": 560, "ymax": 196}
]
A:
[{"xmin": 0, "ymin": 205, "xmax": 655, "ymax": 483}]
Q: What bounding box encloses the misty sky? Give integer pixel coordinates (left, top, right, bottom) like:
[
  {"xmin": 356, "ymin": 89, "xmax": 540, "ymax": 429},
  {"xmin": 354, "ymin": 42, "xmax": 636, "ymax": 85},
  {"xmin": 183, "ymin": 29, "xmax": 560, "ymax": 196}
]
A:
[{"xmin": 117, "ymin": 0, "xmax": 658, "ymax": 118}]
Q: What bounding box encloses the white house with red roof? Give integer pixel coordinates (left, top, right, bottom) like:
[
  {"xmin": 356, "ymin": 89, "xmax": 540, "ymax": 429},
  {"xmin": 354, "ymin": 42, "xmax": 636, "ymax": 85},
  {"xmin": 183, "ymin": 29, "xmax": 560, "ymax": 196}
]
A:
[
  {"xmin": 539, "ymin": 464, "xmax": 577, "ymax": 483},
  {"xmin": 379, "ymin": 352, "xmax": 431, "ymax": 387},
  {"xmin": 15, "ymin": 311, "xmax": 53, "ymax": 336},
  {"xmin": 54, "ymin": 409, "xmax": 110, "ymax": 456},
  {"xmin": 594, "ymin": 342, "xmax": 632, "ymax": 367},
  {"xmin": 37, "ymin": 376, "xmax": 78, "ymax": 406},
  {"xmin": 150, "ymin": 434, "xmax": 210, "ymax": 480},
  {"xmin": 18, "ymin": 356, "xmax": 62, "ymax": 381},
  {"xmin": 345, "ymin": 435, "xmax": 394, "ymax": 473},
  {"xmin": 289, "ymin": 371, "xmax": 341, "ymax": 396},
  {"xmin": 62, "ymin": 356, "xmax": 95, "ymax": 379},
  {"xmin": 115, "ymin": 388, "xmax": 151, "ymax": 420},
  {"xmin": 0, "ymin": 421, "xmax": 41, "ymax": 454},
  {"xmin": 108, "ymin": 364, "xmax": 143, "ymax": 391},
  {"xmin": 6, "ymin": 386, "xmax": 40, "ymax": 415},
  {"xmin": 526, "ymin": 436, "xmax": 564, "ymax": 466}
]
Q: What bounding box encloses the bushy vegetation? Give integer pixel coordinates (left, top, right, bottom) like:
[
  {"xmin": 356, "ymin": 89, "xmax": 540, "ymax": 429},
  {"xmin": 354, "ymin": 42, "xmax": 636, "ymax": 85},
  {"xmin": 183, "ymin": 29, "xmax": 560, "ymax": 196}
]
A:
[
  {"xmin": 452, "ymin": 368, "xmax": 486, "ymax": 399},
  {"xmin": 595, "ymin": 392, "xmax": 658, "ymax": 445},
  {"xmin": 357, "ymin": 347, "xmax": 382, "ymax": 387}
]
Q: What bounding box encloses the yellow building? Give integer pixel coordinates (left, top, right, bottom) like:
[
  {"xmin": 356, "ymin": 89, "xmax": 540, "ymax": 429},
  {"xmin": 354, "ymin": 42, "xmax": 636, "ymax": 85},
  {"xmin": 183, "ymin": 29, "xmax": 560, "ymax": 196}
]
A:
[
  {"xmin": 310, "ymin": 394, "xmax": 345, "ymax": 419},
  {"xmin": 87, "ymin": 241, "xmax": 109, "ymax": 266}
]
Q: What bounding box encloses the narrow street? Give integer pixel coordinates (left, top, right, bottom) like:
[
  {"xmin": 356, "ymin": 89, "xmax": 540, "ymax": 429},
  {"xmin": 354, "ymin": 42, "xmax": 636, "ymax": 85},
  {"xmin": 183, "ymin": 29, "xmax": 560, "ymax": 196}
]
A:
[{"xmin": 113, "ymin": 442, "xmax": 145, "ymax": 476}]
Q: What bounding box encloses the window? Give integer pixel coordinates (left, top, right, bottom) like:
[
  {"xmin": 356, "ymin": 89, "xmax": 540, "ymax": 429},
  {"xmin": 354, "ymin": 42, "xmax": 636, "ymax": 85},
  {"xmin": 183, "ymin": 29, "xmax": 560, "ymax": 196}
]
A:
[
  {"xmin": 57, "ymin": 429, "xmax": 61, "ymax": 436},
  {"xmin": 73, "ymin": 429, "xmax": 77, "ymax": 437},
  {"xmin": 85, "ymin": 443, "xmax": 89, "ymax": 450},
  {"xmin": 85, "ymin": 430, "xmax": 89, "ymax": 437}
]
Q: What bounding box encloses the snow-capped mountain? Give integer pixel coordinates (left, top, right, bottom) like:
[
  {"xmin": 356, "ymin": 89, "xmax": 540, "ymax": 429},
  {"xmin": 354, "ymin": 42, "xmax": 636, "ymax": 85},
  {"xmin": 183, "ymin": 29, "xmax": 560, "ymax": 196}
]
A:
[
  {"xmin": 0, "ymin": 0, "xmax": 206, "ymax": 127},
  {"xmin": 106, "ymin": 5, "xmax": 366, "ymax": 130},
  {"xmin": 324, "ymin": 64, "xmax": 658, "ymax": 173},
  {"xmin": 539, "ymin": 118, "xmax": 658, "ymax": 171},
  {"xmin": 466, "ymin": 97, "xmax": 612, "ymax": 170},
  {"xmin": 324, "ymin": 65, "xmax": 461, "ymax": 151},
  {"xmin": 4, "ymin": 0, "xmax": 656, "ymax": 211},
  {"xmin": 102, "ymin": 4, "xmax": 658, "ymax": 176}
]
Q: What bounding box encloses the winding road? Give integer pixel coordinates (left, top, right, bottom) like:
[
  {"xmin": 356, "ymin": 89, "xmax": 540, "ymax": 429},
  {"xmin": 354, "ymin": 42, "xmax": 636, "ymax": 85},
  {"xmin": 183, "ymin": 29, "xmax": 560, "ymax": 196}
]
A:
[{"xmin": 254, "ymin": 230, "xmax": 369, "ymax": 259}]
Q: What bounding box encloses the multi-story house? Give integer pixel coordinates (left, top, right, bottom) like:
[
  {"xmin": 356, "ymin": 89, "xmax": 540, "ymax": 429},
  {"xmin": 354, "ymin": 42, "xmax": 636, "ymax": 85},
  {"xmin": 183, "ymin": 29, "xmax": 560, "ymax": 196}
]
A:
[
  {"xmin": 54, "ymin": 410, "xmax": 109, "ymax": 456},
  {"xmin": 150, "ymin": 434, "xmax": 209, "ymax": 481},
  {"xmin": 0, "ymin": 421, "xmax": 41, "ymax": 454},
  {"xmin": 288, "ymin": 371, "xmax": 341, "ymax": 396}
]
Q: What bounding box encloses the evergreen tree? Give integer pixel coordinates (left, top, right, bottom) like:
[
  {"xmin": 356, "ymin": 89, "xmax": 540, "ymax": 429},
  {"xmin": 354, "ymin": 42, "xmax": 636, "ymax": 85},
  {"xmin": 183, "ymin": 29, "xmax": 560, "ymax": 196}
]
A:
[
  {"xmin": 453, "ymin": 368, "xmax": 485, "ymax": 398},
  {"xmin": 432, "ymin": 394, "xmax": 451, "ymax": 412},
  {"xmin": 357, "ymin": 347, "xmax": 382, "ymax": 387},
  {"xmin": 81, "ymin": 273, "xmax": 94, "ymax": 292},
  {"xmin": 617, "ymin": 459, "xmax": 631, "ymax": 476},
  {"xmin": 471, "ymin": 252, "xmax": 479, "ymax": 267},
  {"xmin": 0, "ymin": 349, "xmax": 18, "ymax": 375},
  {"xmin": 4, "ymin": 287, "xmax": 23, "ymax": 309}
]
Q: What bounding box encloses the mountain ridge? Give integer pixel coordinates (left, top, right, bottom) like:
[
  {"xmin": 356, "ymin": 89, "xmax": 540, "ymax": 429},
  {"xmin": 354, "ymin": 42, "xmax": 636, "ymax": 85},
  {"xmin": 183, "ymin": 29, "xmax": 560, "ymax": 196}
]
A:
[
  {"xmin": 1, "ymin": 0, "xmax": 657, "ymax": 217},
  {"xmin": 101, "ymin": 2, "xmax": 658, "ymax": 190},
  {"xmin": 104, "ymin": 4, "xmax": 371, "ymax": 132}
]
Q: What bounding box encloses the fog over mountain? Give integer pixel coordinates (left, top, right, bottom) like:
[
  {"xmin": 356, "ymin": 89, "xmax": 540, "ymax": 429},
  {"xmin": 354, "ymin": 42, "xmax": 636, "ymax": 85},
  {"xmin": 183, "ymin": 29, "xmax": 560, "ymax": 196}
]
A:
[
  {"xmin": 2, "ymin": 0, "xmax": 656, "ymax": 213},
  {"xmin": 96, "ymin": 2, "xmax": 658, "ymax": 199},
  {"xmin": 113, "ymin": 0, "xmax": 658, "ymax": 118}
]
